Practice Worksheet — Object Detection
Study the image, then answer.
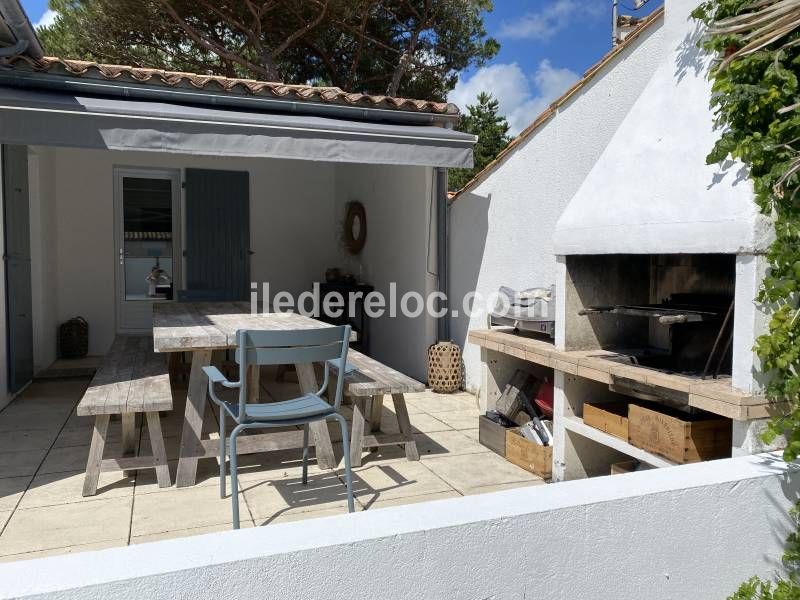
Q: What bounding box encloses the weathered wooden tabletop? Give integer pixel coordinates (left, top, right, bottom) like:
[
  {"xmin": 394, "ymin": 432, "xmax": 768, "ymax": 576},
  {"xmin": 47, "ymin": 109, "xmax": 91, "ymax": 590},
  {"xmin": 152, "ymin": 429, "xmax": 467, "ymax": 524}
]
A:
[{"xmin": 152, "ymin": 302, "xmax": 337, "ymax": 353}]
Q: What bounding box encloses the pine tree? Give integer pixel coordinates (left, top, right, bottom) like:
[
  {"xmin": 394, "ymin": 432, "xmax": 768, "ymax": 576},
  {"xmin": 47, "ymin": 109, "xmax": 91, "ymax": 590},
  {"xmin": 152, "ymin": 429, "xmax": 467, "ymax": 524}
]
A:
[{"xmin": 448, "ymin": 92, "xmax": 511, "ymax": 192}]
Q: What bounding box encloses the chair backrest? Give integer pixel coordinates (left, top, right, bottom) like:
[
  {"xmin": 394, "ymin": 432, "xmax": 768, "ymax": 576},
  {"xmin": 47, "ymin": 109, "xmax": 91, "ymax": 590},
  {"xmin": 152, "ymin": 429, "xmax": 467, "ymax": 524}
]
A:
[{"xmin": 235, "ymin": 326, "xmax": 351, "ymax": 417}]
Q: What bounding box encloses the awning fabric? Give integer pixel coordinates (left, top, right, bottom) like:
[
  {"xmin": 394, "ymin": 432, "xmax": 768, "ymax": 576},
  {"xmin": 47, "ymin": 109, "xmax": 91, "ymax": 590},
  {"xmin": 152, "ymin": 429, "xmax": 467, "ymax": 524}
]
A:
[{"xmin": 0, "ymin": 86, "xmax": 474, "ymax": 168}]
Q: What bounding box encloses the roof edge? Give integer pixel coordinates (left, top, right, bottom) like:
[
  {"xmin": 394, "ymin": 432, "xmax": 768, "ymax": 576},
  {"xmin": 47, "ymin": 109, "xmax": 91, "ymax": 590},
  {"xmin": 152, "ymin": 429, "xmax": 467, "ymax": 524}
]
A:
[{"xmin": 449, "ymin": 5, "xmax": 665, "ymax": 202}]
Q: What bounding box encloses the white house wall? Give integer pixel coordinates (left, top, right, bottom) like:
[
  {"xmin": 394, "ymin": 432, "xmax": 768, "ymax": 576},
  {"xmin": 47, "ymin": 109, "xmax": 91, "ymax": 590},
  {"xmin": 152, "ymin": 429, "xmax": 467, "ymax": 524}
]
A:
[
  {"xmin": 29, "ymin": 147, "xmax": 339, "ymax": 361},
  {"xmin": 24, "ymin": 148, "xmax": 433, "ymax": 384},
  {"xmin": 553, "ymin": 0, "xmax": 773, "ymax": 256},
  {"xmin": 449, "ymin": 19, "xmax": 665, "ymax": 393},
  {"xmin": 334, "ymin": 163, "xmax": 436, "ymax": 382}
]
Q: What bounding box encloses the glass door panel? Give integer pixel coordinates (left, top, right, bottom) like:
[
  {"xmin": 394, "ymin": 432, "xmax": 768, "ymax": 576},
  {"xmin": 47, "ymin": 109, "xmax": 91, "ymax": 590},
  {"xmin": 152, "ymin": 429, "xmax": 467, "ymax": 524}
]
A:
[{"xmin": 122, "ymin": 177, "xmax": 174, "ymax": 301}]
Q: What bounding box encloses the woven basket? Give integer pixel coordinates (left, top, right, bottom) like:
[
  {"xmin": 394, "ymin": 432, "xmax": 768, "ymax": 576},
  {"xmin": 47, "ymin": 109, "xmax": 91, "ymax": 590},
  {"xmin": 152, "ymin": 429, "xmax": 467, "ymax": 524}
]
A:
[
  {"xmin": 427, "ymin": 341, "xmax": 462, "ymax": 393},
  {"xmin": 59, "ymin": 317, "xmax": 89, "ymax": 359}
]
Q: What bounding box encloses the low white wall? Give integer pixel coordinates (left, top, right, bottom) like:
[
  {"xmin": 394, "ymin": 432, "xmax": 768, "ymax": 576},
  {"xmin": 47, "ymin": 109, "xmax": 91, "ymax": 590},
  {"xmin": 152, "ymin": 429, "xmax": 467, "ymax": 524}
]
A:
[
  {"xmin": 334, "ymin": 163, "xmax": 436, "ymax": 381},
  {"xmin": 449, "ymin": 17, "xmax": 665, "ymax": 393},
  {"xmin": 0, "ymin": 454, "xmax": 795, "ymax": 599}
]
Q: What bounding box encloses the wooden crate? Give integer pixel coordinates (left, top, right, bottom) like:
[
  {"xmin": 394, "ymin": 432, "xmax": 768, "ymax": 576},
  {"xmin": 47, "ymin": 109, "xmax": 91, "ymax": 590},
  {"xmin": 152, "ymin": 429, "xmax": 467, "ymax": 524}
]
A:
[
  {"xmin": 610, "ymin": 460, "xmax": 654, "ymax": 475},
  {"xmin": 583, "ymin": 402, "xmax": 630, "ymax": 440},
  {"xmin": 478, "ymin": 415, "xmax": 508, "ymax": 456},
  {"xmin": 628, "ymin": 403, "xmax": 732, "ymax": 464},
  {"xmin": 505, "ymin": 428, "xmax": 552, "ymax": 478}
]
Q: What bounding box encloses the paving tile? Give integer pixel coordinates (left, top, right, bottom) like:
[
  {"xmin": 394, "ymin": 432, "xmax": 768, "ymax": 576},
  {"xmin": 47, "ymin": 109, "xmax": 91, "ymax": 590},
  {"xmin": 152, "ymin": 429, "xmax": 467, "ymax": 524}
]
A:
[
  {"xmin": 460, "ymin": 480, "xmax": 545, "ymax": 496},
  {"xmin": 415, "ymin": 429, "xmax": 490, "ymax": 459},
  {"xmin": 408, "ymin": 394, "xmax": 479, "ymax": 415},
  {"xmin": 0, "ymin": 475, "xmax": 30, "ymax": 514},
  {"xmin": 0, "ymin": 539, "xmax": 125, "ymax": 563},
  {"xmin": 350, "ymin": 461, "xmax": 452, "ymax": 508},
  {"xmin": 0, "ymin": 448, "xmax": 48, "ymax": 478},
  {"xmin": 356, "ymin": 429, "xmax": 488, "ymax": 465},
  {"xmin": 0, "ymin": 511, "xmax": 11, "ymax": 530},
  {"xmin": 243, "ymin": 470, "xmax": 352, "ymax": 525},
  {"xmin": 37, "ymin": 445, "xmax": 92, "ymax": 475},
  {"xmin": 378, "ymin": 411, "xmax": 453, "ymax": 434},
  {"xmin": 0, "ymin": 429, "xmax": 59, "ymax": 454},
  {"xmin": 0, "ymin": 496, "xmax": 132, "ymax": 555},
  {"xmin": 53, "ymin": 425, "xmax": 123, "ymax": 449},
  {"xmin": 365, "ymin": 490, "xmax": 462, "ymax": 511},
  {"xmin": 131, "ymin": 520, "xmax": 254, "ymax": 545},
  {"xmin": 266, "ymin": 505, "xmax": 365, "ymax": 524},
  {"xmin": 18, "ymin": 470, "xmax": 134, "ymax": 510},
  {"xmin": 460, "ymin": 428, "xmax": 480, "ymax": 442},
  {"xmin": 131, "ymin": 484, "xmax": 243, "ymax": 537},
  {"xmin": 428, "ymin": 411, "xmax": 480, "ymax": 431},
  {"xmin": 423, "ymin": 452, "xmax": 540, "ymax": 494}
]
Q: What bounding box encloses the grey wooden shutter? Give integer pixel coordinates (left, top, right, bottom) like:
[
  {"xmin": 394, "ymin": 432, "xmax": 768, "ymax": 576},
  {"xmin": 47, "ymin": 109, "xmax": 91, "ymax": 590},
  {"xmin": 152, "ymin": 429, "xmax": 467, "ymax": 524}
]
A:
[
  {"xmin": 184, "ymin": 169, "xmax": 250, "ymax": 301},
  {"xmin": 2, "ymin": 145, "xmax": 33, "ymax": 393}
]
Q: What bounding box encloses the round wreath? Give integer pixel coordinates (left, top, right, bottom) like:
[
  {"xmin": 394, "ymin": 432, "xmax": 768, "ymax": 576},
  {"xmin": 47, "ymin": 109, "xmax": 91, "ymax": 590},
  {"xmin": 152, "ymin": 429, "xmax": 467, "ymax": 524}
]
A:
[{"xmin": 343, "ymin": 201, "xmax": 367, "ymax": 254}]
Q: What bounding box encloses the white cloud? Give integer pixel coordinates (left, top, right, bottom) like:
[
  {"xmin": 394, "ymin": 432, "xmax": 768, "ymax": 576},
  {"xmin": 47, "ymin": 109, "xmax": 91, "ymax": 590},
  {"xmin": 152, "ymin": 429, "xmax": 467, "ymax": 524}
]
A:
[
  {"xmin": 34, "ymin": 9, "xmax": 58, "ymax": 29},
  {"xmin": 448, "ymin": 60, "xmax": 579, "ymax": 135},
  {"xmin": 499, "ymin": 0, "xmax": 605, "ymax": 41}
]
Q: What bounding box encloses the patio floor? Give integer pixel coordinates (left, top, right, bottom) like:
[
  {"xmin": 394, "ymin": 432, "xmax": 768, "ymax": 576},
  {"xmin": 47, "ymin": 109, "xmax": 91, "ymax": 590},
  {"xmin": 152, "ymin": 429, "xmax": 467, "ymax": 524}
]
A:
[{"xmin": 0, "ymin": 369, "xmax": 544, "ymax": 562}]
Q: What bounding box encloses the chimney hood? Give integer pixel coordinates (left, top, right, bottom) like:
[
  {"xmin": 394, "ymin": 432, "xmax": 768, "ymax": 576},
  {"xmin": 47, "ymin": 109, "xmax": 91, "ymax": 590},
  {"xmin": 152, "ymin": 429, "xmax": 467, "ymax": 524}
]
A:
[{"xmin": 553, "ymin": 0, "xmax": 774, "ymax": 256}]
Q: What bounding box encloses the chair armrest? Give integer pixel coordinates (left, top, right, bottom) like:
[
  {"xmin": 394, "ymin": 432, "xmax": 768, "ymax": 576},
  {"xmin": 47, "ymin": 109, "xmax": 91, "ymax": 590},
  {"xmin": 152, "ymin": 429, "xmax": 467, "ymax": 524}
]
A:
[
  {"xmin": 202, "ymin": 366, "xmax": 240, "ymax": 388},
  {"xmin": 327, "ymin": 358, "xmax": 356, "ymax": 375}
]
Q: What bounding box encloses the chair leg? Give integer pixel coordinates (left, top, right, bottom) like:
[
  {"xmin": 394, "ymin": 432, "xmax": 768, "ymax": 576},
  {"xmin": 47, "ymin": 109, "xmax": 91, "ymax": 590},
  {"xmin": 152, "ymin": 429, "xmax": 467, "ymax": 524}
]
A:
[
  {"xmin": 333, "ymin": 414, "xmax": 355, "ymax": 513},
  {"xmin": 229, "ymin": 424, "xmax": 245, "ymax": 530},
  {"xmin": 302, "ymin": 423, "xmax": 310, "ymax": 486},
  {"xmin": 219, "ymin": 411, "xmax": 226, "ymax": 499}
]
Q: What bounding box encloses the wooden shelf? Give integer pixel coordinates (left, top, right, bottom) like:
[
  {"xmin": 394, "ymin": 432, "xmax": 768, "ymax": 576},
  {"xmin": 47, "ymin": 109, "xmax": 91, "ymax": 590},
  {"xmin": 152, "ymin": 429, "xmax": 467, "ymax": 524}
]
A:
[{"xmin": 562, "ymin": 415, "xmax": 677, "ymax": 469}]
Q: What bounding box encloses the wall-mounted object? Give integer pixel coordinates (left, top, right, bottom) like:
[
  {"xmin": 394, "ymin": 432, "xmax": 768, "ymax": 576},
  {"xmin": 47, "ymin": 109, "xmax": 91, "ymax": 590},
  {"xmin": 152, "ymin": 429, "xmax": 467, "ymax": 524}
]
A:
[{"xmin": 343, "ymin": 201, "xmax": 367, "ymax": 254}]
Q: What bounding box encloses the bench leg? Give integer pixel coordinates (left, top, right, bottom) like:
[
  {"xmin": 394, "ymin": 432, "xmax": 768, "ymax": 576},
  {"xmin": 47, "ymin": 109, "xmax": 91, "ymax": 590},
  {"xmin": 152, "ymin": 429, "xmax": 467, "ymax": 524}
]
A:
[
  {"xmin": 392, "ymin": 394, "xmax": 419, "ymax": 461},
  {"xmin": 369, "ymin": 395, "xmax": 384, "ymax": 433},
  {"xmin": 296, "ymin": 362, "xmax": 336, "ymax": 470},
  {"xmin": 146, "ymin": 411, "xmax": 172, "ymax": 488},
  {"xmin": 176, "ymin": 349, "xmax": 213, "ymax": 488},
  {"xmin": 350, "ymin": 397, "xmax": 366, "ymax": 468},
  {"xmin": 83, "ymin": 414, "xmax": 110, "ymax": 497},
  {"xmin": 121, "ymin": 413, "xmax": 137, "ymax": 477}
]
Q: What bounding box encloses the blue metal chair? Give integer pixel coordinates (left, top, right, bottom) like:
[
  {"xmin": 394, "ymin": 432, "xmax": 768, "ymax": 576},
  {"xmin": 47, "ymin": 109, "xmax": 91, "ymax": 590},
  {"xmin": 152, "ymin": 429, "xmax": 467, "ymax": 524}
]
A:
[{"xmin": 203, "ymin": 325, "xmax": 355, "ymax": 529}]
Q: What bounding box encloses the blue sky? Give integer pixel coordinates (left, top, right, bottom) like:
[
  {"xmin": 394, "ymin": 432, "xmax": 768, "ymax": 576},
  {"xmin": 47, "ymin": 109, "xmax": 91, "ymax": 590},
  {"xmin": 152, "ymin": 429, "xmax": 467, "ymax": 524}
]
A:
[{"xmin": 20, "ymin": 0, "xmax": 663, "ymax": 134}]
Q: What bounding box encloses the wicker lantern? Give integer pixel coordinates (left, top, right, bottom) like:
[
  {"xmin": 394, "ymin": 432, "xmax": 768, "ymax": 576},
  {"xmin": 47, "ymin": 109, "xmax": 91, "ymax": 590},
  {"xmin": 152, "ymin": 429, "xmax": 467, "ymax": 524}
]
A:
[{"xmin": 427, "ymin": 341, "xmax": 462, "ymax": 393}]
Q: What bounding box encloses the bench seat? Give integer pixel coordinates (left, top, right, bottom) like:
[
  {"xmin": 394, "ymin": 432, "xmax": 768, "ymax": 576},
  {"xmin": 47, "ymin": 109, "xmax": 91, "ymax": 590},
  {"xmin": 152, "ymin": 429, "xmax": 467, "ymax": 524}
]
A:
[
  {"xmin": 77, "ymin": 335, "xmax": 173, "ymax": 496},
  {"xmin": 329, "ymin": 349, "xmax": 425, "ymax": 466}
]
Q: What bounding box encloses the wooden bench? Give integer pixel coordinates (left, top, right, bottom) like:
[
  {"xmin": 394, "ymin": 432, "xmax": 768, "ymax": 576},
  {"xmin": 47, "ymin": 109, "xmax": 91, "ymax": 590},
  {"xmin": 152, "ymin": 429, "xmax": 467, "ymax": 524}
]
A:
[
  {"xmin": 77, "ymin": 335, "xmax": 172, "ymax": 496},
  {"xmin": 330, "ymin": 350, "xmax": 426, "ymax": 467}
]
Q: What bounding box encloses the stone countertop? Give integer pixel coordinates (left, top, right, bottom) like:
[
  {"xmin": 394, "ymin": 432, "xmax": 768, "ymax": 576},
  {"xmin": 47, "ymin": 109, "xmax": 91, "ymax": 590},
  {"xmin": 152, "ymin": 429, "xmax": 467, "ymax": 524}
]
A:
[{"xmin": 468, "ymin": 328, "xmax": 786, "ymax": 421}]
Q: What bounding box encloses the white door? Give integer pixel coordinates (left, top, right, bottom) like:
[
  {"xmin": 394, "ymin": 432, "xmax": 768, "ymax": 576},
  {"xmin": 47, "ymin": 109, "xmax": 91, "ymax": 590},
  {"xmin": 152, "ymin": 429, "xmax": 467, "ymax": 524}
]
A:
[{"xmin": 114, "ymin": 168, "xmax": 180, "ymax": 332}]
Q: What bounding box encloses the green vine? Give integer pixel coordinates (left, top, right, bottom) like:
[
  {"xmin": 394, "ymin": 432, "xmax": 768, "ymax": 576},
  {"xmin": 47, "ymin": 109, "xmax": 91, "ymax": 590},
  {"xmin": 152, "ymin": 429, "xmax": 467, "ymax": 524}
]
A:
[{"xmin": 693, "ymin": 0, "xmax": 800, "ymax": 460}]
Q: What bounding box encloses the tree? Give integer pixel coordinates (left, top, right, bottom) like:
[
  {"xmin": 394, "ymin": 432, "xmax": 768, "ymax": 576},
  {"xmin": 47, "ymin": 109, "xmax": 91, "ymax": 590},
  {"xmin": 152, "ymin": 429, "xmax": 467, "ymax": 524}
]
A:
[
  {"xmin": 448, "ymin": 91, "xmax": 511, "ymax": 191},
  {"xmin": 37, "ymin": 0, "xmax": 499, "ymax": 101}
]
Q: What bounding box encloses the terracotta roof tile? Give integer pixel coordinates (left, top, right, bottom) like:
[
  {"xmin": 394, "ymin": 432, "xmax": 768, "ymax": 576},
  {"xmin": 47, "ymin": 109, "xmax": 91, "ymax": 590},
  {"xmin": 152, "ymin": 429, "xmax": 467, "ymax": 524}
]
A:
[
  {"xmin": 1, "ymin": 54, "xmax": 460, "ymax": 116},
  {"xmin": 450, "ymin": 6, "xmax": 664, "ymax": 201}
]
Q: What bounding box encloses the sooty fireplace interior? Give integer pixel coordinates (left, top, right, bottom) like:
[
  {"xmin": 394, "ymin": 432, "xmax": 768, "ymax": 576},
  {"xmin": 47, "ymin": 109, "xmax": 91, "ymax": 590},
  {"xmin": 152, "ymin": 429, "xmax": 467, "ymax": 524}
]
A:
[{"xmin": 564, "ymin": 254, "xmax": 735, "ymax": 377}]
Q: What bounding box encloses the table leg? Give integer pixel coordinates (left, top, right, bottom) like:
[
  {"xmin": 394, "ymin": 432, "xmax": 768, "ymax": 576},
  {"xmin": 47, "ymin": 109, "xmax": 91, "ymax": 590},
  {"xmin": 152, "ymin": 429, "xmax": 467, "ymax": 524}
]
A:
[
  {"xmin": 369, "ymin": 395, "xmax": 384, "ymax": 433},
  {"xmin": 176, "ymin": 349, "xmax": 213, "ymax": 487},
  {"xmin": 295, "ymin": 362, "xmax": 336, "ymax": 470},
  {"xmin": 247, "ymin": 364, "xmax": 261, "ymax": 404},
  {"xmin": 121, "ymin": 412, "xmax": 137, "ymax": 477}
]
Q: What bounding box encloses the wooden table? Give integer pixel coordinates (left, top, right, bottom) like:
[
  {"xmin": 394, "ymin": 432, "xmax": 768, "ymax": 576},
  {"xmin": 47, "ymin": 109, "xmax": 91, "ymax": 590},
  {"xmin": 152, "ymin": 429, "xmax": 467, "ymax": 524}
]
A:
[{"xmin": 153, "ymin": 302, "xmax": 342, "ymax": 487}]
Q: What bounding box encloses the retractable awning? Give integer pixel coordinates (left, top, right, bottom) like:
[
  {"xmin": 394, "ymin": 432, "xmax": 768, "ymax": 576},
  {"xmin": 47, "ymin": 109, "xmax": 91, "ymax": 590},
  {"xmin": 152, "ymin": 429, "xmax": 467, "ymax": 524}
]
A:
[{"xmin": 0, "ymin": 85, "xmax": 475, "ymax": 168}]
